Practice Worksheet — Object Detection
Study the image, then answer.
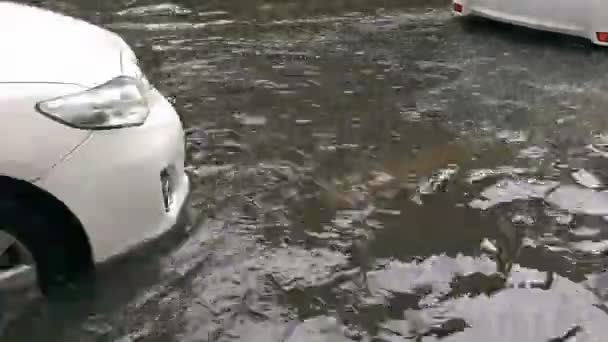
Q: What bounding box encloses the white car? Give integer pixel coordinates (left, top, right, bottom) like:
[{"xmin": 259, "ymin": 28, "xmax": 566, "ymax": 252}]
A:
[
  {"xmin": 452, "ymin": 0, "xmax": 608, "ymax": 46},
  {"xmin": 0, "ymin": 2, "xmax": 190, "ymax": 295}
]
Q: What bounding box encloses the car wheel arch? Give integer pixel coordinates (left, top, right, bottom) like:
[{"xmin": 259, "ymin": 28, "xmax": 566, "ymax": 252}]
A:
[{"xmin": 0, "ymin": 175, "xmax": 94, "ymax": 276}]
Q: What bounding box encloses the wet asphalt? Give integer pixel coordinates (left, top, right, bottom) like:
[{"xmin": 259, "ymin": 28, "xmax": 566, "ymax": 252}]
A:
[{"xmin": 5, "ymin": 0, "xmax": 608, "ymax": 341}]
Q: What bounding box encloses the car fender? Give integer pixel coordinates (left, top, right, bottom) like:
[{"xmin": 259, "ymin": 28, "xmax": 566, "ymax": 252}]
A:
[{"xmin": 0, "ymin": 83, "xmax": 91, "ymax": 181}]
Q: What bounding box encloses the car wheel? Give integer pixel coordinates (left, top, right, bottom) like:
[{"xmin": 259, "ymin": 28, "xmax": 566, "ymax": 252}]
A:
[
  {"xmin": 0, "ymin": 230, "xmax": 37, "ymax": 292},
  {"xmin": 0, "ymin": 199, "xmax": 92, "ymax": 298}
]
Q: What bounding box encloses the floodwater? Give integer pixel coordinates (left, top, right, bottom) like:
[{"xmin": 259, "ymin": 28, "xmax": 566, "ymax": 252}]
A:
[{"xmin": 5, "ymin": 0, "xmax": 608, "ymax": 341}]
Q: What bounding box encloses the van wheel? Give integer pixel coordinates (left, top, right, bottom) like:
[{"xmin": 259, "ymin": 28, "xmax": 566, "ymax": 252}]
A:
[{"xmin": 0, "ymin": 200, "xmax": 93, "ymax": 298}]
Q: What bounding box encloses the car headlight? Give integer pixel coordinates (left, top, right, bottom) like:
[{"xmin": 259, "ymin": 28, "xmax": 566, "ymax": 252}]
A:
[
  {"xmin": 121, "ymin": 49, "xmax": 152, "ymax": 90},
  {"xmin": 36, "ymin": 76, "xmax": 150, "ymax": 130},
  {"xmin": 36, "ymin": 45, "xmax": 154, "ymax": 130}
]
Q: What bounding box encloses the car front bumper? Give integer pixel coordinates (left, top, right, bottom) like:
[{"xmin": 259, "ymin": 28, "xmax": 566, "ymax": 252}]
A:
[{"xmin": 37, "ymin": 87, "xmax": 191, "ymax": 263}]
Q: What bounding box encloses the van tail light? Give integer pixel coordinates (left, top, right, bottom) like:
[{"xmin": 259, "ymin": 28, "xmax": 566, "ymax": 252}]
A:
[
  {"xmin": 597, "ymin": 32, "xmax": 608, "ymax": 43},
  {"xmin": 453, "ymin": 3, "xmax": 464, "ymax": 13}
]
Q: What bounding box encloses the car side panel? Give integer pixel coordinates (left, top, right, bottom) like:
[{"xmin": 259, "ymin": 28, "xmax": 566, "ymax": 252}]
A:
[
  {"xmin": 0, "ymin": 83, "xmax": 91, "ymax": 181},
  {"xmin": 457, "ymin": 0, "xmax": 597, "ymax": 44},
  {"xmin": 466, "ymin": 0, "xmax": 501, "ymax": 15}
]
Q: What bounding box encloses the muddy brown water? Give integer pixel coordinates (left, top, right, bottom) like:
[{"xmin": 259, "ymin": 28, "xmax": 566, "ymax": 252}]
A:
[{"xmin": 4, "ymin": 0, "xmax": 608, "ymax": 341}]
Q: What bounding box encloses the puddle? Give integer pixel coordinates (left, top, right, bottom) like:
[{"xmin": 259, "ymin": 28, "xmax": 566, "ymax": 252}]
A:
[{"xmin": 7, "ymin": 0, "xmax": 608, "ymax": 341}]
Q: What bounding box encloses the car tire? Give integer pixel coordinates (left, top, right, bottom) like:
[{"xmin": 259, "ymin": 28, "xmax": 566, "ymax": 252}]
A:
[{"xmin": 0, "ymin": 198, "xmax": 94, "ymax": 298}]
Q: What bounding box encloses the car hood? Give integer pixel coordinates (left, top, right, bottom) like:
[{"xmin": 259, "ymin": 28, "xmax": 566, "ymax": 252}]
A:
[{"xmin": 0, "ymin": 2, "xmax": 126, "ymax": 88}]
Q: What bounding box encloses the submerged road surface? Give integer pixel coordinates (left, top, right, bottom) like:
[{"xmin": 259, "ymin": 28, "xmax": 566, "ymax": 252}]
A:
[{"xmin": 4, "ymin": 0, "xmax": 608, "ymax": 341}]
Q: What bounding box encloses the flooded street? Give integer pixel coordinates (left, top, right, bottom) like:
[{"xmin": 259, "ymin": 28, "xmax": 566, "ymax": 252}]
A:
[{"xmin": 6, "ymin": 0, "xmax": 608, "ymax": 341}]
